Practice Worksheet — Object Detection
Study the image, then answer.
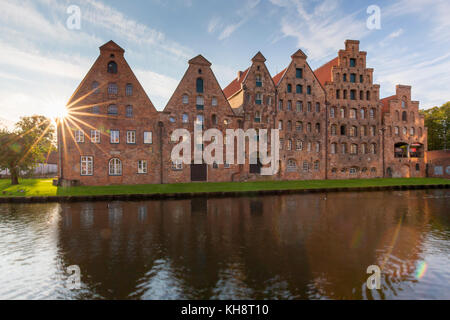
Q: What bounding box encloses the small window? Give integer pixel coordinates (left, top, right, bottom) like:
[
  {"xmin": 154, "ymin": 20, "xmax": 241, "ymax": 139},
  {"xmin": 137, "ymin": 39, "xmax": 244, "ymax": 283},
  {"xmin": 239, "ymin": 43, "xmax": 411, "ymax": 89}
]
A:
[
  {"xmin": 395, "ymin": 127, "xmax": 399, "ymax": 135},
  {"xmin": 126, "ymin": 84, "xmax": 133, "ymax": 96},
  {"xmin": 351, "ymin": 144, "xmax": 358, "ymax": 154},
  {"xmin": 350, "ymin": 168, "xmax": 357, "ymax": 174},
  {"xmin": 350, "ymin": 109, "xmax": 357, "ymax": 119},
  {"xmin": 296, "ymin": 85, "xmax": 302, "ymax": 94},
  {"xmin": 402, "ymin": 111, "xmax": 407, "ymax": 121},
  {"xmin": 110, "ymin": 130, "xmax": 120, "ymax": 144},
  {"xmin": 196, "ymin": 96, "xmax": 204, "ymax": 110},
  {"xmin": 307, "ymin": 102, "xmax": 312, "ymax": 112},
  {"xmin": 254, "ymin": 112, "xmax": 261, "ymax": 123},
  {"xmin": 350, "ymin": 58, "xmax": 356, "ymax": 67},
  {"xmin": 75, "ymin": 130, "xmax": 84, "ymax": 143},
  {"xmin": 107, "ymin": 61, "xmax": 118, "ymax": 74},
  {"xmin": 287, "ymin": 140, "xmax": 292, "ymax": 151},
  {"xmin": 331, "ymin": 143, "xmax": 337, "ymax": 154},
  {"xmin": 350, "ymin": 90, "xmax": 356, "ymax": 100},
  {"xmin": 287, "ymin": 84, "xmax": 292, "ymax": 93},
  {"xmin": 307, "ymin": 123, "xmax": 312, "ymax": 132},
  {"xmin": 212, "ymin": 114, "xmax": 218, "ymax": 125},
  {"xmin": 315, "ymin": 103, "xmax": 320, "ymax": 113},
  {"xmin": 330, "ymin": 107, "xmax": 335, "ymax": 118},
  {"xmin": 196, "ymin": 78, "xmax": 204, "ymax": 93},
  {"xmin": 303, "ymin": 161, "xmax": 309, "ymax": 172},
  {"xmin": 314, "ymin": 161, "xmax": 320, "ymax": 171},
  {"xmin": 278, "ymin": 100, "xmax": 283, "ymax": 111},
  {"xmin": 91, "ymin": 130, "xmax": 100, "ymax": 144},
  {"xmin": 255, "ymin": 93, "xmax": 262, "ymax": 105},
  {"xmin": 360, "ymin": 75, "xmax": 363, "ymax": 83},
  {"xmin": 296, "ymin": 140, "xmax": 303, "ymax": 150},
  {"xmin": 370, "ymin": 109, "xmax": 376, "ymax": 119},
  {"xmin": 81, "ymin": 156, "xmax": 93, "ymax": 176},
  {"xmin": 144, "ymin": 132, "xmax": 153, "ymax": 144},
  {"xmin": 127, "ymin": 131, "xmax": 136, "ymax": 144},
  {"xmin": 109, "ymin": 158, "xmax": 122, "ymax": 176},
  {"xmin": 296, "ymin": 68, "xmax": 303, "ymax": 79},
  {"xmin": 255, "ymin": 75, "xmax": 262, "ymax": 87},
  {"xmin": 126, "ymin": 105, "xmax": 133, "ymax": 118},
  {"xmin": 287, "ymin": 100, "xmax": 292, "ymax": 111},
  {"xmin": 182, "ymin": 114, "xmax": 189, "ymax": 124},
  {"xmin": 340, "ymin": 108, "xmax": 346, "ymax": 118},
  {"xmin": 172, "ymin": 160, "xmax": 183, "ymax": 171},
  {"xmin": 92, "ymin": 106, "xmax": 100, "ymax": 114},
  {"xmin": 287, "ymin": 159, "xmax": 297, "ymax": 172},
  {"xmin": 138, "ymin": 160, "xmax": 148, "ymax": 174},
  {"xmin": 343, "ymin": 74, "xmax": 347, "ymax": 82},
  {"xmin": 307, "ymin": 142, "xmax": 312, "ymax": 152},
  {"xmin": 108, "ymin": 105, "xmax": 118, "ymax": 115},
  {"xmin": 278, "ymin": 120, "xmax": 283, "ymax": 130},
  {"xmin": 360, "ymin": 109, "xmax": 365, "ymax": 119},
  {"xmin": 92, "ymin": 81, "xmax": 100, "ymax": 94},
  {"xmin": 350, "ymin": 74, "xmax": 356, "ymax": 83},
  {"xmin": 212, "ymin": 97, "xmax": 218, "ymax": 107},
  {"xmin": 315, "ymin": 142, "xmax": 320, "ymax": 153},
  {"xmin": 315, "ymin": 123, "xmax": 320, "ymax": 133},
  {"xmin": 296, "ymin": 121, "xmax": 303, "ymax": 132},
  {"xmin": 296, "ymin": 101, "xmax": 303, "ymax": 112},
  {"xmin": 182, "ymin": 94, "xmax": 189, "ymax": 104},
  {"xmin": 341, "ymin": 143, "xmax": 347, "ymax": 154},
  {"xmin": 307, "ymin": 86, "xmax": 312, "ymax": 95}
]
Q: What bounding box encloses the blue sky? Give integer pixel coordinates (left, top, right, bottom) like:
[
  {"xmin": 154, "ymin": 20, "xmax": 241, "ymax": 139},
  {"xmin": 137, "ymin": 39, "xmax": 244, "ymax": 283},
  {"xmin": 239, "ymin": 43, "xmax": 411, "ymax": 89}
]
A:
[{"xmin": 0, "ymin": 0, "xmax": 449, "ymax": 127}]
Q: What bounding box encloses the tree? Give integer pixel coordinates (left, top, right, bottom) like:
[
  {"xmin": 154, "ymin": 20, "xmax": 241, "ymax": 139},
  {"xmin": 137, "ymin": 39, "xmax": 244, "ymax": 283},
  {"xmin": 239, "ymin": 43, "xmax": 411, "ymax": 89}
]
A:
[
  {"xmin": 0, "ymin": 115, "xmax": 55, "ymax": 185},
  {"xmin": 421, "ymin": 102, "xmax": 450, "ymax": 151}
]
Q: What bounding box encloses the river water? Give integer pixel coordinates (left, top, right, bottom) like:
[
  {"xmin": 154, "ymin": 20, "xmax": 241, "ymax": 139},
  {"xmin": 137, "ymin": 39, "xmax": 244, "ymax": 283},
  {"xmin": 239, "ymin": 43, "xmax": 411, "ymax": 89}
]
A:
[{"xmin": 0, "ymin": 189, "xmax": 449, "ymax": 300}]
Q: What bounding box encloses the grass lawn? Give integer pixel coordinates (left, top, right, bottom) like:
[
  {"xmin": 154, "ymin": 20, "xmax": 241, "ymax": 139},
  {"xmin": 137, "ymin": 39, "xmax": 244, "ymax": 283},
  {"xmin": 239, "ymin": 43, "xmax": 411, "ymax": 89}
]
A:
[{"xmin": 0, "ymin": 177, "xmax": 449, "ymax": 198}]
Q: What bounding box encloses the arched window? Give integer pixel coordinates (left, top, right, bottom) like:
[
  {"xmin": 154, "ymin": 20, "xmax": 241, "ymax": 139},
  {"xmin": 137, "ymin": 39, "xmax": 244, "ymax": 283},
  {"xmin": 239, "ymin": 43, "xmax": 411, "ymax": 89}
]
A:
[
  {"xmin": 361, "ymin": 143, "xmax": 367, "ymax": 154},
  {"xmin": 296, "ymin": 101, "xmax": 303, "ymax": 112},
  {"xmin": 351, "ymin": 144, "xmax": 358, "ymax": 154},
  {"xmin": 182, "ymin": 114, "xmax": 189, "ymax": 123},
  {"xmin": 315, "ymin": 142, "xmax": 320, "ymax": 153},
  {"xmin": 307, "ymin": 122, "xmax": 312, "ymax": 132},
  {"xmin": 402, "ymin": 98, "xmax": 407, "ymax": 109},
  {"xmin": 340, "ymin": 108, "xmax": 346, "ymax": 118},
  {"xmin": 278, "ymin": 120, "xmax": 283, "ymax": 130},
  {"xmin": 340, "ymin": 125, "xmax": 346, "ymax": 136},
  {"xmin": 350, "ymin": 108, "xmax": 357, "ymax": 119},
  {"xmin": 410, "ymin": 127, "xmax": 415, "ymax": 136},
  {"xmin": 331, "ymin": 124, "xmax": 337, "ymax": 136},
  {"xmin": 296, "ymin": 121, "xmax": 303, "ymax": 132},
  {"xmin": 314, "ymin": 161, "xmax": 320, "ymax": 171},
  {"xmin": 402, "ymin": 111, "xmax": 407, "ymax": 121},
  {"xmin": 360, "ymin": 108, "xmax": 365, "ymax": 119},
  {"xmin": 287, "ymin": 159, "xmax": 297, "ymax": 172},
  {"xmin": 331, "ymin": 143, "xmax": 337, "ymax": 154},
  {"xmin": 107, "ymin": 61, "xmax": 118, "ymax": 74},
  {"xmin": 350, "ymin": 126, "xmax": 357, "ymax": 137},
  {"xmin": 315, "ymin": 123, "xmax": 321, "ymax": 133},
  {"xmin": 92, "ymin": 81, "xmax": 100, "ymax": 94},
  {"xmin": 370, "ymin": 144, "xmax": 377, "ymax": 154},
  {"xmin": 109, "ymin": 158, "xmax": 122, "ymax": 176},
  {"xmin": 395, "ymin": 126, "xmax": 399, "ymax": 135},
  {"xmin": 196, "ymin": 78, "xmax": 204, "ymax": 93},
  {"xmin": 403, "ymin": 127, "xmax": 408, "ymax": 135}
]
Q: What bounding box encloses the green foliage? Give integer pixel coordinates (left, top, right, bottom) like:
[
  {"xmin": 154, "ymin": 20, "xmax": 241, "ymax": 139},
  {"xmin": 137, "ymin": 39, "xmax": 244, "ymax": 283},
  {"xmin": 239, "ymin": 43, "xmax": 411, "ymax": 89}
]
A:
[
  {"xmin": 0, "ymin": 115, "xmax": 55, "ymax": 185},
  {"xmin": 421, "ymin": 102, "xmax": 450, "ymax": 150}
]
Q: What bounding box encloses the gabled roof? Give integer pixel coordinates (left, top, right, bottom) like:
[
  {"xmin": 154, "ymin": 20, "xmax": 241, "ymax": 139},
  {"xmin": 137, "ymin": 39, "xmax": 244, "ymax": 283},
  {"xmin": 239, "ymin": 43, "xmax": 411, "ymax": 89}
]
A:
[
  {"xmin": 272, "ymin": 68, "xmax": 287, "ymax": 86},
  {"xmin": 291, "ymin": 49, "xmax": 307, "ymax": 59},
  {"xmin": 314, "ymin": 57, "xmax": 338, "ymax": 87},
  {"xmin": 223, "ymin": 68, "xmax": 249, "ymax": 99},
  {"xmin": 252, "ymin": 51, "xmax": 266, "ymax": 63},
  {"xmin": 188, "ymin": 55, "xmax": 212, "ymax": 67},
  {"xmin": 100, "ymin": 40, "xmax": 125, "ymax": 53}
]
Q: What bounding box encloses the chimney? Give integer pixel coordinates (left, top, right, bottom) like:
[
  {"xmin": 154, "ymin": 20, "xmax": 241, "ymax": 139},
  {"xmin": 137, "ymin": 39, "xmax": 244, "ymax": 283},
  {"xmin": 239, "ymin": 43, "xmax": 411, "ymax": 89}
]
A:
[{"xmin": 237, "ymin": 71, "xmax": 243, "ymax": 80}]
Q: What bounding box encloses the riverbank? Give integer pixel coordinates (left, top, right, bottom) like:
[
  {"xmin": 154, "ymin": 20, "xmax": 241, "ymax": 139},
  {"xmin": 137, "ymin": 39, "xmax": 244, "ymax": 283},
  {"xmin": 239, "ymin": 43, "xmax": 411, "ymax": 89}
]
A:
[{"xmin": 0, "ymin": 178, "xmax": 449, "ymax": 203}]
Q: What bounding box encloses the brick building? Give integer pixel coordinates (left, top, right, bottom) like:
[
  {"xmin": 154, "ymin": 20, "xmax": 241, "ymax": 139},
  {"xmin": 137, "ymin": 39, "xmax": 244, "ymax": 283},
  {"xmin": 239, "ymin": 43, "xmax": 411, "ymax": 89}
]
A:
[{"xmin": 58, "ymin": 40, "xmax": 429, "ymax": 186}]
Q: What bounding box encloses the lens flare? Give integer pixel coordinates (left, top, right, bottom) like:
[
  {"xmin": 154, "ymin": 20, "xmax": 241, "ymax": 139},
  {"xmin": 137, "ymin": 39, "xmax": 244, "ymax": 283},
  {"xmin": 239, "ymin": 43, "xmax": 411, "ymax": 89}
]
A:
[{"xmin": 415, "ymin": 261, "xmax": 428, "ymax": 280}]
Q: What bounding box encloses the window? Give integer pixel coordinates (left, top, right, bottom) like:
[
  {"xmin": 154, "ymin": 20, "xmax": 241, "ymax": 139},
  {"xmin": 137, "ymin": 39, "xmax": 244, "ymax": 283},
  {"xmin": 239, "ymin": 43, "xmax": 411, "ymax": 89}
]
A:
[
  {"xmin": 287, "ymin": 159, "xmax": 297, "ymax": 172},
  {"xmin": 370, "ymin": 126, "xmax": 376, "ymax": 136},
  {"xmin": 331, "ymin": 143, "xmax": 337, "ymax": 154},
  {"xmin": 172, "ymin": 160, "xmax": 183, "ymax": 171},
  {"xmin": 315, "ymin": 123, "xmax": 321, "ymax": 133},
  {"xmin": 110, "ymin": 130, "xmax": 119, "ymax": 144},
  {"xmin": 361, "ymin": 144, "xmax": 367, "ymax": 154},
  {"xmin": 182, "ymin": 114, "xmax": 189, "ymax": 124},
  {"xmin": 81, "ymin": 156, "xmax": 93, "ymax": 176},
  {"xmin": 126, "ymin": 84, "xmax": 133, "ymax": 96},
  {"xmin": 307, "ymin": 86, "xmax": 312, "ymax": 95},
  {"xmin": 224, "ymin": 162, "xmax": 230, "ymax": 169},
  {"xmin": 350, "ymin": 90, "xmax": 356, "ymax": 100},
  {"xmin": 196, "ymin": 96, "xmax": 204, "ymax": 110},
  {"xmin": 402, "ymin": 99, "xmax": 407, "ymax": 109},
  {"xmin": 256, "ymin": 75, "xmax": 262, "ymax": 87},
  {"xmin": 350, "ymin": 58, "xmax": 356, "ymax": 67},
  {"xmin": 296, "ymin": 121, "xmax": 303, "ymax": 132},
  {"xmin": 278, "ymin": 120, "xmax": 283, "ymax": 130},
  {"xmin": 296, "ymin": 140, "xmax": 303, "ymax": 150},
  {"xmin": 416, "ymin": 164, "xmax": 420, "ymax": 171},
  {"xmin": 370, "ymin": 144, "xmax": 377, "ymax": 154},
  {"xmin": 343, "ymin": 74, "xmax": 347, "ymax": 82},
  {"xmin": 331, "ymin": 125, "xmax": 337, "ymax": 136},
  {"xmin": 410, "ymin": 127, "xmax": 415, "ymax": 136},
  {"xmin": 108, "ymin": 105, "xmax": 118, "ymax": 115},
  {"xmin": 287, "ymin": 100, "xmax": 292, "ymax": 111},
  {"xmin": 144, "ymin": 131, "xmax": 153, "ymax": 144},
  {"xmin": 138, "ymin": 160, "xmax": 148, "ymax": 174},
  {"xmin": 340, "ymin": 108, "xmax": 346, "ymax": 118},
  {"xmin": 330, "ymin": 107, "xmax": 335, "ymax": 118},
  {"xmin": 196, "ymin": 78, "xmax": 204, "ymax": 93},
  {"xmin": 278, "ymin": 100, "xmax": 283, "ymax": 110},
  {"xmin": 109, "ymin": 158, "xmax": 122, "ymax": 176},
  {"xmin": 296, "ymin": 101, "xmax": 303, "ymax": 112},
  {"xmin": 307, "ymin": 142, "xmax": 312, "ymax": 152},
  {"xmin": 366, "ymin": 91, "xmax": 371, "ymax": 100},
  {"xmin": 395, "ymin": 127, "xmax": 399, "ymax": 135},
  {"xmin": 255, "ymin": 93, "xmax": 262, "ymax": 105},
  {"xmin": 315, "ymin": 142, "xmax": 320, "ymax": 153},
  {"xmin": 336, "ymin": 89, "xmax": 340, "ymax": 99},
  {"xmin": 350, "ymin": 108, "xmax": 356, "ymax": 119},
  {"xmin": 351, "ymin": 144, "xmax": 358, "ymax": 154},
  {"xmin": 107, "ymin": 61, "xmax": 118, "ymax": 74},
  {"xmin": 296, "ymin": 68, "xmax": 303, "ymax": 79},
  {"xmin": 279, "ymin": 139, "xmax": 284, "ymax": 150},
  {"xmin": 75, "ymin": 130, "xmax": 84, "ymax": 143},
  {"xmin": 126, "ymin": 105, "xmax": 133, "ymax": 118},
  {"xmin": 196, "ymin": 115, "xmax": 204, "ymax": 129},
  {"xmin": 350, "ymin": 126, "xmax": 357, "ymax": 137},
  {"xmin": 307, "ymin": 123, "xmax": 312, "ymax": 133},
  {"xmin": 287, "ymin": 120, "xmax": 292, "ymax": 131},
  {"xmin": 287, "ymin": 139, "xmax": 292, "ymax": 151},
  {"xmin": 419, "ymin": 127, "xmax": 423, "ymax": 137},
  {"xmin": 296, "ymin": 85, "xmax": 303, "ymax": 94},
  {"xmin": 92, "ymin": 106, "xmax": 100, "ymax": 114},
  {"xmin": 315, "ymin": 103, "xmax": 320, "ymax": 113},
  {"xmin": 341, "ymin": 143, "xmax": 347, "ymax": 154},
  {"xmin": 108, "ymin": 83, "xmax": 118, "ymax": 95},
  {"xmin": 360, "ymin": 91, "xmax": 364, "ymax": 100},
  {"xmin": 92, "ymin": 81, "xmax": 100, "ymax": 94},
  {"xmin": 91, "ymin": 130, "xmax": 100, "ymax": 144},
  {"xmin": 314, "ymin": 161, "xmax": 320, "ymax": 171},
  {"xmin": 350, "ymin": 168, "xmax": 357, "ymax": 175},
  {"xmin": 212, "ymin": 114, "xmax": 218, "ymax": 125},
  {"xmin": 403, "ymin": 127, "xmax": 407, "ymax": 135},
  {"xmin": 127, "ymin": 131, "xmax": 136, "ymax": 144},
  {"xmin": 360, "ymin": 75, "xmax": 363, "ymax": 83},
  {"xmin": 307, "ymin": 102, "xmax": 312, "ymax": 112},
  {"xmin": 287, "ymin": 84, "xmax": 292, "ymax": 93},
  {"xmin": 402, "ymin": 111, "xmax": 407, "ymax": 121},
  {"xmin": 303, "ymin": 161, "xmax": 309, "ymax": 172},
  {"xmin": 360, "ymin": 109, "xmax": 365, "ymax": 119},
  {"xmin": 182, "ymin": 94, "xmax": 189, "ymax": 104},
  {"xmin": 343, "ymin": 90, "xmax": 347, "ymax": 99},
  {"xmin": 370, "ymin": 109, "xmax": 375, "ymax": 119},
  {"xmin": 254, "ymin": 112, "xmax": 261, "ymax": 123},
  {"xmin": 350, "ymin": 74, "xmax": 356, "ymax": 83},
  {"xmin": 340, "ymin": 125, "xmax": 346, "ymax": 136},
  {"xmin": 212, "ymin": 97, "xmax": 218, "ymax": 107}
]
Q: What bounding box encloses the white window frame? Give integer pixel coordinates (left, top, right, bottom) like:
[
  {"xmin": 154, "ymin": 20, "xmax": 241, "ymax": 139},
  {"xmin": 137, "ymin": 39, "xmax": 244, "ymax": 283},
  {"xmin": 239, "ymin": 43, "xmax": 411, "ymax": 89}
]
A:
[
  {"xmin": 110, "ymin": 130, "xmax": 120, "ymax": 144},
  {"xmin": 109, "ymin": 158, "xmax": 122, "ymax": 176},
  {"xmin": 138, "ymin": 160, "xmax": 148, "ymax": 174},
  {"xmin": 75, "ymin": 130, "xmax": 84, "ymax": 143},
  {"xmin": 80, "ymin": 156, "xmax": 93, "ymax": 176},
  {"xmin": 127, "ymin": 131, "xmax": 136, "ymax": 144},
  {"xmin": 172, "ymin": 160, "xmax": 183, "ymax": 171},
  {"xmin": 91, "ymin": 130, "xmax": 100, "ymax": 144},
  {"xmin": 144, "ymin": 131, "xmax": 153, "ymax": 144}
]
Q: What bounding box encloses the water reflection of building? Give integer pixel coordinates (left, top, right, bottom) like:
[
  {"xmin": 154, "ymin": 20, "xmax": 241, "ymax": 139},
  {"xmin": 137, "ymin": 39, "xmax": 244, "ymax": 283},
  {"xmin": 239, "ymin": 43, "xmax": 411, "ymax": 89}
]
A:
[{"xmin": 56, "ymin": 191, "xmax": 446, "ymax": 299}]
